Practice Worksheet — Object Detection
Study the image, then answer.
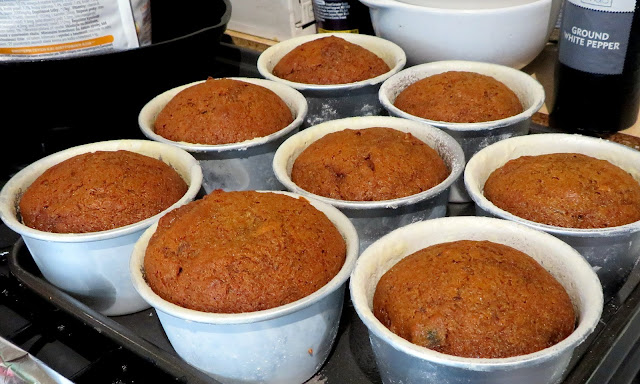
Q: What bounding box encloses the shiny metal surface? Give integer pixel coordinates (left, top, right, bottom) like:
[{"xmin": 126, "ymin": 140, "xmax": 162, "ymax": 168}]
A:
[
  {"xmin": 350, "ymin": 217, "xmax": 603, "ymax": 384},
  {"xmin": 465, "ymin": 133, "xmax": 640, "ymax": 298},
  {"xmin": 368, "ymin": 329, "xmax": 572, "ymax": 384},
  {"xmin": 379, "ymin": 60, "xmax": 545, "ymax": 202},
  {"xmin": 335, "ymin": 191, "xmax": 449, "ymax": 253},
  {"xmin": 138, "ymin": 77, "xmax": 308, "ymax": 194},
  {"xmin": 8, "ymin": 211, "xmax": 640, "ymax": 384},
  {"xmin": 256, "ymin": 33, "xmax": 407, "ymax": 127},
  {"xmin": 298, "ymin": 84, "xmax": 389, "ymax": 128},
  {"xmin": 129, "ymin": 191, "xmax": 359, "ymax": 384},
  {"xmin": 0, "ymin": 140, "xmax": 203, "ymax": 316},
  {"xmin": 442, "ymin": 119, "xmax": 531, "ymax": 202},
  {"xmin": 273, "ymin": 116, "xmax": 465, "ymax": 252},
  {"xmin": 192, "ymin": 130, "xmax": 297, "ymax": 193}
]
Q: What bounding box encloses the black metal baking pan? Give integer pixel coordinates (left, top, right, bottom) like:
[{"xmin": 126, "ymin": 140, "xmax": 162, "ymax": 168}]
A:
[{"xmin": 1, "ymin": 0, "xmax": 232, "ymax": 181}]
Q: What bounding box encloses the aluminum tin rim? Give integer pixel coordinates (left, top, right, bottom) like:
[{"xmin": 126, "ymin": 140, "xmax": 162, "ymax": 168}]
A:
[
  {"xmin": 130, "ymin": 190, "xmax": 359, "ymax": 325},
  {"xmin": 464, "ymin": 133, "xmax": 640, "ymax": 237},
  {"xmin": 349, "ymin": 216, "xmax": 603, "ymax": 370},
  {"xmin": 379, "ymin": 60, "xmax": 545, "ymax": 131},
  {"xmin": 138, "ymin": 77, "xmax": 308, "ymax": 152},
  {"xmin": 272, "ymin": 116, "xmax": 465, "ymax": 210},
  {"xmin": 0, "ymin": 139, "xmax": 203, "ymax": 243},
  {"xmin": 257, "ymin": 33, "xmax": 407, "ymax": 92}
]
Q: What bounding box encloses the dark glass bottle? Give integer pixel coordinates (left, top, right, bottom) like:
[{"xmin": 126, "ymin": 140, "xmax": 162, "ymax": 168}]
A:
[
  {"xmin": 549, "ymin": 0, "xmax": 640, "ymax": 135},
  {"xmin": 311, "ymin": 0, "xmax": 374, "ymax": 35}
]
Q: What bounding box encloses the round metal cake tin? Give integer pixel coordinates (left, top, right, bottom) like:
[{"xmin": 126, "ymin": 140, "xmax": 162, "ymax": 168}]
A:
[
  {"xmin": 350, "ymin": 216, "xmax": 603, "ymax": 384},
  {"xmin": 379, "ymin": 60, "xmax": 545, "ymax": 202},
  {"xmin": 464, "ymin": 133, "xmax": 640, "ymax": 297},
  {"xmin": 0, "ymin": 139, "xmax": 203, "ymax": 316},
  {"xmin": 130, "ymin": 190, "xmax": 358, "ymax": 384},
  {"xmin": 272, "ymin": 115, "xmax": 465, "ymax": 253},
  {"xmin": 138, "ymin": 77, "xmax": 307, "ymax": 193},
  {"xmin": 257, "ymin": 33, "xmax": 406, "ymax": 128}
]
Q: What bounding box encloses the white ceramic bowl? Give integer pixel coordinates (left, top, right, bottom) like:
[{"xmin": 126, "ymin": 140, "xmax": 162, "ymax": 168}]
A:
[
  {"xmin": 395, "ymin": 0, "xmax": 551, "ymax": 8},
  {"xmin": 273, "ymin": 115, "xmax": 465, "ymax": 252},
  {"xmin": 350, "ymin": 216, "xmax": 603, "ymax": 384},
  {"xmin": 0, "ymin": 140, "xmax": 203, "ymax": 316},
  {"xmin": 138, "ymin": 77, "xmax": 307, "ymax": 194},
  {"xmin": 257, "ymin": 33, "xmax": 406, "ymax": 127},
  {"xmin": 465, "ymin": 133, "xmax": 640, "ymax": 298},
  {"xmin": 359, "ymin": 0, "xmax": 562, "ymax": 68},
  {"xmin": 130, "ymin": 190, "xmax": 359, "ymax": 384},
  {"xmin": 380, "ymin": 60, "xmax": 545, "ymax": 202}
]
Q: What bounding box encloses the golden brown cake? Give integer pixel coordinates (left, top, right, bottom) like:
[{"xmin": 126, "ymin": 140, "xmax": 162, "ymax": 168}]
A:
[
  {"xmin": 394, "ymin": 71, "xmax": 523, "ymax": 123},
  {"xmin": 143, "ymin": 190, "xmax": 347, "ymax": 313},
  {"xmin": 373, "ymin": 240, "xmax": 575, "ymax": 359},
  {"xmin": 154, "ymin": 78, "xmax": 293, "ymax": 145},
  {"xmin": 19, "ymin": 150, "xmax": 188, "ymax": 234},
  {"xmin": 291, "ymin": 127, "xmax": 449, "ymax": 201},
  {"xmin": 272, "ymin": 36, "xmax": 391, "ymax": 85},
  {"xmin": 483, "ymin": 153, "xmax": 640, "ymax": 229}
]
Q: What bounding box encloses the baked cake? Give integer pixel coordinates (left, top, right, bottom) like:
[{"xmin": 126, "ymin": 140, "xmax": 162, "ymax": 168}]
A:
[
  {"xmin": 143, "ymin": 190, "xmax": 347, "ymax": 313},
  {"xmin": 272, "ymin": 36, "xmax": 390, "ymax": 85},
  {"xmin": 483, "ymin": 153, "xmax": 640, "ymax": 228},
  {"xmin": 394, "ymin": 71, "xmax": 523, "ymax": 123},
  {"xmin": 373, "ymin": 240, "xmax": 575, "ymax": 358},
  {"xmin": 291, "ymin": 127, "xmax": 449, "ymax": 201},
  {"xmin": 19, "ymin": 150, "xmax": 188, "ymax": 233},
  {"xmin": 154, "ymin": 78, "xmax": 293, "ymax": 145}
]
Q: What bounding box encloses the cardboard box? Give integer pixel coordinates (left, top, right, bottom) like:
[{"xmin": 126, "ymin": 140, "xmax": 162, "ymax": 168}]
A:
[{"xmin": 228, "ymin": 0, "xmax": 317, "ymax": 42}]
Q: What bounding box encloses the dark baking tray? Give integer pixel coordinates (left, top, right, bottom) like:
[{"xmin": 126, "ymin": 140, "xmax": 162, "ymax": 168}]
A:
[
  {"xmin": 8, "ymin": 203, "xmax": 640, "ymax": 384},
  {"xmin": 7, "ymin": 27, "xmax": 640, "ymax": 383},
  {"xmin": 7, "ymin": 238, "xmax": 216, "ymax": 384}
]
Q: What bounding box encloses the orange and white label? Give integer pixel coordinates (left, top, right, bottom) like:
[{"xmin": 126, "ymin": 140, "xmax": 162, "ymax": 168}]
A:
[
  {"xmin": 0, "ymin": 35, "xmax": 114, "ymax": 55},
  {"xmin": 0, "ymin": 0, "xmax": 150, "ymax": 61}
]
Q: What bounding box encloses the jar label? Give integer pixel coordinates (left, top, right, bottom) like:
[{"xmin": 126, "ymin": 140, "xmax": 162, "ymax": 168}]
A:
[
  {"xmin": 559, "ymin": 0, "xmax": 636, "ymax": 74},
  {"xmin": 313, "ymin": 0, "xmax": 354, "ymax": 31},
  {"xmin": 570, "ymin": 0, "xmax": 635, "ymax": 12},
  {"xmin": 318, "ymin": 28, "xmax": 359, "ymax": 33}
]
